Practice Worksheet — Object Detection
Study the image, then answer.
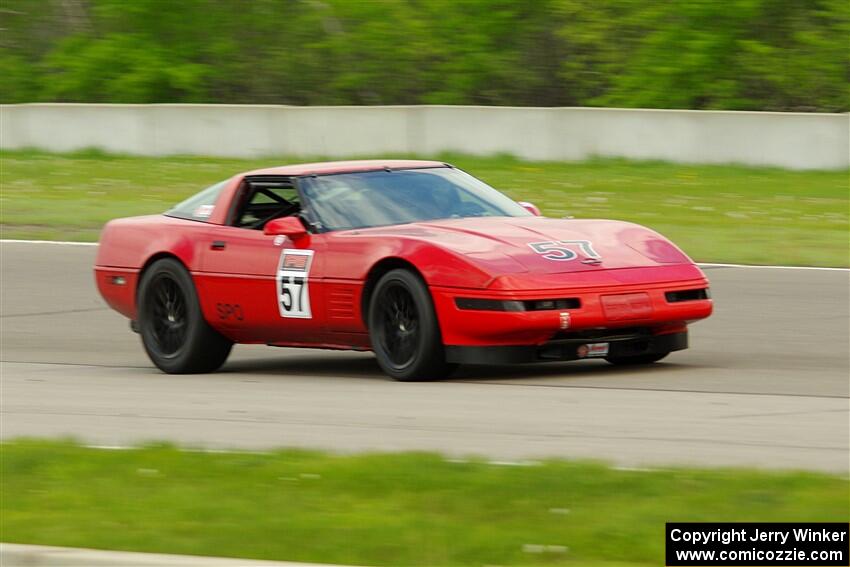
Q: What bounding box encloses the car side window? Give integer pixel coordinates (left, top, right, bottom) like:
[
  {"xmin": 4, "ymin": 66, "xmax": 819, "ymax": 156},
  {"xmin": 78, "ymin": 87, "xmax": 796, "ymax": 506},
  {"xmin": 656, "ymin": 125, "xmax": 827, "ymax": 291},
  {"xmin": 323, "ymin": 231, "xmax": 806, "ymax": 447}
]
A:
[
  {"xmin": 165, "ymin": 180, "xmax": 228, "ymax": 222},
  {"xmin": 233, "ymin": 179, "xmax": 301, "ymax": 229}
]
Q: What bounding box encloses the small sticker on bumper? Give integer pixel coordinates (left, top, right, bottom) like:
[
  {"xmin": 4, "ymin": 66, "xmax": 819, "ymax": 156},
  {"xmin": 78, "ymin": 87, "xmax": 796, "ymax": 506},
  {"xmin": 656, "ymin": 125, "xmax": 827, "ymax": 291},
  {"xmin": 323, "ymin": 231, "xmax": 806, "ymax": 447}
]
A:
[{"xmin": 577, "ymin": 343, "xmax": 609, "ymax": 358}]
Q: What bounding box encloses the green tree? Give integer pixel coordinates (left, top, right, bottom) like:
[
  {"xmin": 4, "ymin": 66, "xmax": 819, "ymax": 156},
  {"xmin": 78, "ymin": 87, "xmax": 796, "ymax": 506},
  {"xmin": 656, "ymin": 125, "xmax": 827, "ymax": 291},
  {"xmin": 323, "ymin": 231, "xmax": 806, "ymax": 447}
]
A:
[
  {"xmin": 596, "ymin": 0, "xmax": 850, "ymax": 111},
  {"xmin": 0, "ymin": 0, "xmax": 846, "ymax": 111}
]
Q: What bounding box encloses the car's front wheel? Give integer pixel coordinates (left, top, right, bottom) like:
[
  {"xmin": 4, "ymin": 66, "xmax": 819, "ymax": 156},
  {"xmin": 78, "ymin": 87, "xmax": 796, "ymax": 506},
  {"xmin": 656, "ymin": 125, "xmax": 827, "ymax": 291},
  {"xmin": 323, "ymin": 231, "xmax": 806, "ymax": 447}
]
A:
[
  {"xmin": 137, "ymin": 258, "xmax": 233, "ymax": 374},
  {"xmin": 367, "ymin": 269, "xmax": 456, "ymax": 381}
]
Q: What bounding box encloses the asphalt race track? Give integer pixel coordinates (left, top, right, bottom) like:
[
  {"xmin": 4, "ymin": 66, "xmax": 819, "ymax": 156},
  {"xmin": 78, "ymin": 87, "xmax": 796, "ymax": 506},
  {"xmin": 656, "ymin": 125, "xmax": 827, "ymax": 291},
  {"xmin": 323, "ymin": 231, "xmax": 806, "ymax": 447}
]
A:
[{"xmin": 1, "ymin": 241, "xmax": 848, "ymax": 473}]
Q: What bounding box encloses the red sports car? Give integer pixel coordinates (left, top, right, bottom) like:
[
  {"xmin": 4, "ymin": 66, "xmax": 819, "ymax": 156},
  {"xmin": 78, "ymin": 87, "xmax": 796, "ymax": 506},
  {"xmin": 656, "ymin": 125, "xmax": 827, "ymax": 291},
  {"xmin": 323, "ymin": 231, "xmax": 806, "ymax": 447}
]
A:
[{"xmin": 95, "ymin": 160, "xmax": 713, "ymax": 380}]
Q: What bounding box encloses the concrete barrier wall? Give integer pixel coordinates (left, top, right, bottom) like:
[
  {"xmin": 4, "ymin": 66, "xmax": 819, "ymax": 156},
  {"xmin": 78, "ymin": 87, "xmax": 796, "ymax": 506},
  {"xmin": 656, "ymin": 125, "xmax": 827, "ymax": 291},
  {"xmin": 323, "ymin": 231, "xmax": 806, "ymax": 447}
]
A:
[{"xmin": 1, "ymin": 103, "xmax": 847, "ymax": 169}]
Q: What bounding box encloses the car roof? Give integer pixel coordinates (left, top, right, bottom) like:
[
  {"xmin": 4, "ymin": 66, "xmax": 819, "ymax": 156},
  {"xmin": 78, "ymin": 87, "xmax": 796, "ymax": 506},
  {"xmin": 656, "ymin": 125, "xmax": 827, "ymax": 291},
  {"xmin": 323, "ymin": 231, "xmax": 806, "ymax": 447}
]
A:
[{"xmin": 243, "ymin": 159, "xmax": 448, "ymax": 177}]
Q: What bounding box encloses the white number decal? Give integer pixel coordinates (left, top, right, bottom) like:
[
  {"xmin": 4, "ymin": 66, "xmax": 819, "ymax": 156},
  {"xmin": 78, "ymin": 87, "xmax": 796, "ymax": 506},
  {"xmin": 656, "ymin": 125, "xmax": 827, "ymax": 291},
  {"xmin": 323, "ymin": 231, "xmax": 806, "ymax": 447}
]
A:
[
  {"xmin": 528, "ymin": 240, "xmax": 600, "ymax": 261},
  {"xmin": 276, "ymin": 249, "xmax": 314, "ymax": 318}
]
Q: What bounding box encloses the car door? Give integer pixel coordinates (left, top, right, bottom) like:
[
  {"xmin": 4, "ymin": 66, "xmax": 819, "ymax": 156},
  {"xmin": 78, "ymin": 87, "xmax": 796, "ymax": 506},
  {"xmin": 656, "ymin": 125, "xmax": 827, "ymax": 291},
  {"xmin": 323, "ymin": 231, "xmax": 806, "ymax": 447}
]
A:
[{"xmin": 196, "ymin": 178, "xmax": 327, "ymax": 344}]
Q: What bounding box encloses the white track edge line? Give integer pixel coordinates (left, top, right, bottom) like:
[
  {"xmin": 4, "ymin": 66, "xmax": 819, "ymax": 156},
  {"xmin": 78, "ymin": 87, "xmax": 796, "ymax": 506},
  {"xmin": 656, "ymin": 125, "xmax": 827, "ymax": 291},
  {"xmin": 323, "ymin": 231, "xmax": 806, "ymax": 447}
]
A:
[
  {"xmin": 1, "ymin": 239, "xmax": 98, "ymax": 246},
  {"xmin": 697, "ymin": 262, "xmax": 848, "ymax": 272},
  {"xmin": 1, "ymin": 239, "xmax": 847, "ymax": 271}
]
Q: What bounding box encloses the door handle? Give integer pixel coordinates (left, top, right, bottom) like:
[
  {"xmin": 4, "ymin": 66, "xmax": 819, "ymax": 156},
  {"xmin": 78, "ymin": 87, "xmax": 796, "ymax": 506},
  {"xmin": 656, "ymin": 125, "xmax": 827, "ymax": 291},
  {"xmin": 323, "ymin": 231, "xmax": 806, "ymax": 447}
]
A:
[{"xmin": 211, "ymin": 240, "xmax": 226, "ymax": 250}]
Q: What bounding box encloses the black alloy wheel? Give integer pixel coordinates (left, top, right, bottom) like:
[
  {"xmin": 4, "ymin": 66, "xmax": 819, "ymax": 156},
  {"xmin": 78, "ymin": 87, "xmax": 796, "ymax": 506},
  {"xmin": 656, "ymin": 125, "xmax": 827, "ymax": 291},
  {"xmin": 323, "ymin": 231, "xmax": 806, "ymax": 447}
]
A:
[
  {"xmin": 137, "ymin": 258, "xmax": 233, "ymax": 374},
  {"xmin": 368, "ymin": 269, "xmax": 456, "ymax": 381},
  {"xmin": 147, "ymin": 274, "xmax": 188, "ymax": 356},
  {"xmin": 376, "ymin": 282, "xmax": 420, "ymax": 367}
]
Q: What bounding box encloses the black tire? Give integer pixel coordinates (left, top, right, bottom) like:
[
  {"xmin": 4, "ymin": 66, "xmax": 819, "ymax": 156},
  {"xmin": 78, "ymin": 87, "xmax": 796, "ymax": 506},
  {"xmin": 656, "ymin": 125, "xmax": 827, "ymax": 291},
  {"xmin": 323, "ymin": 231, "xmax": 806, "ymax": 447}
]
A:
[
  {"xmin": 605, "ymin": 352, "xmax": 670, "ymax": 366},
  {"xmin": 367, "ymin": 269, "xmax": 456, "ymax": 381},
  {"xmin": 137, "ymin": 258, "xmax": 233, "ymax": 374}
]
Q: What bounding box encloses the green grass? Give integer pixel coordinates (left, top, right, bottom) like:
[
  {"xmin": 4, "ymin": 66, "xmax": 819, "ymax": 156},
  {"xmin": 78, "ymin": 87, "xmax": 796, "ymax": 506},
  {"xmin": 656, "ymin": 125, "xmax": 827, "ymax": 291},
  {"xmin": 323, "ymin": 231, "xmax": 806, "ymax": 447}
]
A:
[
  {"xmin": 1, "ymin": 149, "xmax": 847, "ymax": 266},
  {"xmin": 1, "ymin": 441, "xmax": 848, "ymax": 567}
]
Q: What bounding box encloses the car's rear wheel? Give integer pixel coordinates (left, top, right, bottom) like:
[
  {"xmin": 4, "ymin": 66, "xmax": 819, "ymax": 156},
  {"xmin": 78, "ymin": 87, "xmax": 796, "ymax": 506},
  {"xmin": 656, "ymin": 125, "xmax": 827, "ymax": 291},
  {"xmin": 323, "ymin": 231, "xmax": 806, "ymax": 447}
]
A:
[
  {"xmin": 138, "ymin": 258, "xmax": 233, "ymax": 374},
  {"xmin": 368, "ymin": 269, "xmax": 456, "ymax": 381},
  {"xmin": 605, "ymin": 352, "xmax": 670, "ymax": 365}
]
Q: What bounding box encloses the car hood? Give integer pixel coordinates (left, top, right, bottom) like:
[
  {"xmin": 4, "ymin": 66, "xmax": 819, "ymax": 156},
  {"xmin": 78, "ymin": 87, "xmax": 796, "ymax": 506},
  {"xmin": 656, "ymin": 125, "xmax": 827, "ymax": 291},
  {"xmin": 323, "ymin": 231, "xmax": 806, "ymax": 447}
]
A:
[{"xmin": 365, "ymin": 217, "xmax": 692, "ymax": 275}]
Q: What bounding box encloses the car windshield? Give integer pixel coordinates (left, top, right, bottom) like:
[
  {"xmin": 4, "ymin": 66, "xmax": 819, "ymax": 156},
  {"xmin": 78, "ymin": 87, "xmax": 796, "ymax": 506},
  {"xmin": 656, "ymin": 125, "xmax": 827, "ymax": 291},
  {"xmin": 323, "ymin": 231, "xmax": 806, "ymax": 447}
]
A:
[{"xmin": 299, "ymin": 167, "xmax": 531, "ymax": 231}]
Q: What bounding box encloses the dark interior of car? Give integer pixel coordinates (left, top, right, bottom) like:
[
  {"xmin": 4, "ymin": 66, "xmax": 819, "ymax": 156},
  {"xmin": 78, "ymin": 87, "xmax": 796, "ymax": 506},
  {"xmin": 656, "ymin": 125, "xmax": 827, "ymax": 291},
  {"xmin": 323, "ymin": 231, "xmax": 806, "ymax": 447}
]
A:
[{"xmin": 231, "ymin": 177, "xmax": 301, "ymax": 229}]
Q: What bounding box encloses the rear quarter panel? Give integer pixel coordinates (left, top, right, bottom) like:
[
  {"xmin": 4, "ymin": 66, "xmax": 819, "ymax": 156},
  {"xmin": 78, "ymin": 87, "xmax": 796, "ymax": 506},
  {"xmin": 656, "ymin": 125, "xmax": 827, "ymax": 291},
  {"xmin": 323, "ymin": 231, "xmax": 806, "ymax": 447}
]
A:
[{"xmin": 94, "ymin": 215, "xmax": 209, "ymax": 319}]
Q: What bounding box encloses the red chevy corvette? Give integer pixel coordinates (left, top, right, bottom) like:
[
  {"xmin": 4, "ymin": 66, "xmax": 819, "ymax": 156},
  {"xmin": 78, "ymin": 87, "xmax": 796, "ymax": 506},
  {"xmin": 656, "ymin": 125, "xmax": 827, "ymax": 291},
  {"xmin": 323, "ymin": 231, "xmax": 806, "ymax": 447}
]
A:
[{"xmin": 95, "ymin": 160, "xmax": 712, "ymax": 380}]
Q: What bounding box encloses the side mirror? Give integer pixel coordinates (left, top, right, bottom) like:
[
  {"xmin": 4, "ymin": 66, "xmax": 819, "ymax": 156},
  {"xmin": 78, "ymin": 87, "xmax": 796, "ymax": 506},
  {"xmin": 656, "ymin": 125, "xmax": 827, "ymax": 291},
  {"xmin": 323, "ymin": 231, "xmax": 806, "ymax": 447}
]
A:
[
  {"xmin": 518, "ymin": 201, "xmax": 542, "ymax": 216},
  {"xmin": 263, "ymin": 216, "xmax": 307, "ymax": 239}
]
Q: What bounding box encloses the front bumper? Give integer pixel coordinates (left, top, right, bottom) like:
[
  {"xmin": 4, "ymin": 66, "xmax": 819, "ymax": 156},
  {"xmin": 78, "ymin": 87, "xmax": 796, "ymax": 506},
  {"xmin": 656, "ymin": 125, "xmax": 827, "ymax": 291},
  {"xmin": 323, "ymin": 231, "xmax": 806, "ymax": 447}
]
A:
[
  {"xmin": 431, "ymin": 276, "xmax": 712, "ymax": 347},
  {"xmin": 445, "ymin": 330, "xmax": 687, "ymax": 364}
]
